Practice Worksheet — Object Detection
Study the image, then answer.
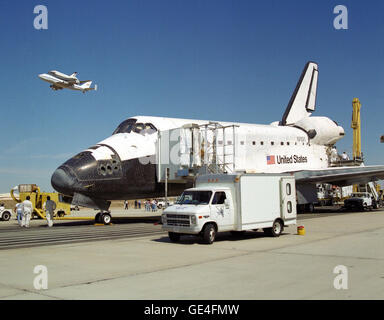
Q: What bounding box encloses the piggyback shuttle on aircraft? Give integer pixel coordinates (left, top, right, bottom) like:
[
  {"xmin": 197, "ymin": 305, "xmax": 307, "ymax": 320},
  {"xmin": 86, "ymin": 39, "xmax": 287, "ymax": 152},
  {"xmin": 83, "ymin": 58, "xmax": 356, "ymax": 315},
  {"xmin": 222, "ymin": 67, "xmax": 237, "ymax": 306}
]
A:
[
  {"xmin": 51, "ymin": 61, "xmax": 384, "ymax": 216},
  {"xmin": 48, "ymin": 71, "xmax": 79, "ymax": 83},
  {"xmin": 38, "ymin": 70, "xmax": 97, "ymax": 93}
]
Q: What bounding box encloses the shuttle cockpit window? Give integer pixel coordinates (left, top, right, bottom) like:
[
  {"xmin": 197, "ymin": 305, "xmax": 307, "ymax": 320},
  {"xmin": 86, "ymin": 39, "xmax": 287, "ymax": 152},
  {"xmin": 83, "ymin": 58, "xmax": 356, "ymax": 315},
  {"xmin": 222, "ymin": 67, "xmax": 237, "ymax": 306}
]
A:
[
  {"xmin": 144, "ymin": 123, "xmax": 157, "ymax": 134},
  {"xmin": 133, "ymin": 123, "xmax": 145, "ymax": 134},
  {"xmin": 112, "ymin": 118, "xmax": 137, "ymax": 135},
  {"xmin": 113, "ymin": 119, "xmax": 158, "ymax": 135},
  {"xmin": 132, "ymin": 123, "xmax": 157, "ymax": 135}
]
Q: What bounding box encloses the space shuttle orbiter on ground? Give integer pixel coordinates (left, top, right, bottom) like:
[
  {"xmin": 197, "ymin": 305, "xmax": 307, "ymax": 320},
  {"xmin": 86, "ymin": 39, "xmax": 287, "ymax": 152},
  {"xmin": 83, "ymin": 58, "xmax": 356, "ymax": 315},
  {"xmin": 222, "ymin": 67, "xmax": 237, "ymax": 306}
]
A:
[{"xmin": 51, "ymin": 62, "xmax": 384, "ymax": 219}]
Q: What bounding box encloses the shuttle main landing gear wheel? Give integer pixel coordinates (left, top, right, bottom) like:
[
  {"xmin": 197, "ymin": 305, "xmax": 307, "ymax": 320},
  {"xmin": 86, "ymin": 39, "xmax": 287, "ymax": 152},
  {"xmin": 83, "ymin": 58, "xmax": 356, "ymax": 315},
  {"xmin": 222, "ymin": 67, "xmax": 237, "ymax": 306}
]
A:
[{"xmin": 95, "ymin": 212, "xmax": 112, "ymax": 225}]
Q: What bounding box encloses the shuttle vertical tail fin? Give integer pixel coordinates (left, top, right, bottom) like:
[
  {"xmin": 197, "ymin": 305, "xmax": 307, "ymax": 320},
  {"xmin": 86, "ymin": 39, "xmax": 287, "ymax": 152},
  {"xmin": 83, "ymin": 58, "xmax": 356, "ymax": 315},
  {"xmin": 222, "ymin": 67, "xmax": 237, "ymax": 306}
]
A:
[{"xmin": 281, "ymin": 61, "xmax": 319, "ymax": 126}]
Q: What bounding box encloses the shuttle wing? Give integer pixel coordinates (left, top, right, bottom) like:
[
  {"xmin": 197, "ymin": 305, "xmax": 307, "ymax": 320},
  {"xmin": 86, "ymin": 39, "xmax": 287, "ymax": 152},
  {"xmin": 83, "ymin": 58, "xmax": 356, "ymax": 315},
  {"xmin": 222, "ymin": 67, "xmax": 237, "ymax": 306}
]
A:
[{"xmin": 293, "ymin": 165, "xmax": 384, "ymax": 186}]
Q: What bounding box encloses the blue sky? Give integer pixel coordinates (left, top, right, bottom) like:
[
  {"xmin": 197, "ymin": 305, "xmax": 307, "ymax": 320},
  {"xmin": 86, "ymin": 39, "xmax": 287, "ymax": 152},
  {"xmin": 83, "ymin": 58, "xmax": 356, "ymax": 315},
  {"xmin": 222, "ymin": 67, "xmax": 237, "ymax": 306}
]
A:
[{"xmin": 0, "ymin": 0, "xmax": 383, "ymax": 192}]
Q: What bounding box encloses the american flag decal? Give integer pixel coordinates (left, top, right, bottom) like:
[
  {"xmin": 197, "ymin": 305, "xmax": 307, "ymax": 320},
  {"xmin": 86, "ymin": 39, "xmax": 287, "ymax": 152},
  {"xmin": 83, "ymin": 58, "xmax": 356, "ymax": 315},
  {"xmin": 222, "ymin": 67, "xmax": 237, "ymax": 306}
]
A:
[{"xmin": 267, "ymin": 155, "xmax": 275, "ymax": 165}]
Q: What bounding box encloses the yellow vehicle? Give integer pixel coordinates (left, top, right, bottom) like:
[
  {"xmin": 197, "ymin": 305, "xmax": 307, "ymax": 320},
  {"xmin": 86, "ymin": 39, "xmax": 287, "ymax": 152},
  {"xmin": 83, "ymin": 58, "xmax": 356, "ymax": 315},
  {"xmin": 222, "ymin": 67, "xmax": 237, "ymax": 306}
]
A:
[{"xmin": 10, "ymin": 184, "xmax": 71, "ymax": 219}]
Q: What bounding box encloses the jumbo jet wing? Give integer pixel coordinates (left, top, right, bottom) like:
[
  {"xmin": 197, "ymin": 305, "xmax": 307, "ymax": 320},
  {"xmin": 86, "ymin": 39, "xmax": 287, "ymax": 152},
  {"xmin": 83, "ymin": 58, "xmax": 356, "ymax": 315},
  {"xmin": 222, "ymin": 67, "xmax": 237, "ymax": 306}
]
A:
[{"xmin": 293, "ymin": 165, "xmax": 384, "ymax": 186}]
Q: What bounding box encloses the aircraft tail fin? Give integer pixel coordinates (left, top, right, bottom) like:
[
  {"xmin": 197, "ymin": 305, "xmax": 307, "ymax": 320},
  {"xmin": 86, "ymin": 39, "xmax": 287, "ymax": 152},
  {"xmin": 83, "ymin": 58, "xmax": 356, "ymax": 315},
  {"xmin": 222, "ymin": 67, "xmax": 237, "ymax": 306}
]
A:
[
  {"xmin": 79, "ymin": 81, "xmax": 92, "ymax": 89},
  {"xmin": 281, "ymin": 61, "xmax": 319, "ymax": 126},
  {"xmin": 70, "ymin": 72, "xmax": 78, "ymax": 78},
  {"xmin": 79, "ymin": 81, "xmax": 97, "ymax": 93}
]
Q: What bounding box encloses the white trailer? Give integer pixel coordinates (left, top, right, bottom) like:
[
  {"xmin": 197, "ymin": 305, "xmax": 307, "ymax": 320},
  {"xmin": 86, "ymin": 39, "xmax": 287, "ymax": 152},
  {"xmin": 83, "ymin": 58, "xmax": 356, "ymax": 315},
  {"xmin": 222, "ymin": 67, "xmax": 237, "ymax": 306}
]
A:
[{"xmin": 161, "ymin": 173, "xmax": 297, "ymax": 244}]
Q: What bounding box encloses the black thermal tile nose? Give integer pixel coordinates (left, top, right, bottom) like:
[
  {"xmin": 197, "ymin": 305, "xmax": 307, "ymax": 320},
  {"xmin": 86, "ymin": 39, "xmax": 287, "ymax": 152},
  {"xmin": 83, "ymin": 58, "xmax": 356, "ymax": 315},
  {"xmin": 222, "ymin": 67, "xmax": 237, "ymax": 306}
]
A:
[{"xmin": 51, "ymin": 167, "xmax": 77, "ymax": 195}]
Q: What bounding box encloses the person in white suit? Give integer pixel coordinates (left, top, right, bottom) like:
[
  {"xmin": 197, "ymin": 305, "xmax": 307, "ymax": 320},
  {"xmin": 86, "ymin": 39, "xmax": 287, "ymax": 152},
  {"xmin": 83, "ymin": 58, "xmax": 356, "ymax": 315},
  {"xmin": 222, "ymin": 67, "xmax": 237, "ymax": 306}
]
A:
[
  {"xmin": 43, "ymin": 196, "xmax": 56, "ymax": 227},
  {"xmin": 22, "ymin": 196, "xmax": 33, "ymax": 228},
  {"xmin": 15, "ymin": 202, "xmax": 23, "ymax": 226}
]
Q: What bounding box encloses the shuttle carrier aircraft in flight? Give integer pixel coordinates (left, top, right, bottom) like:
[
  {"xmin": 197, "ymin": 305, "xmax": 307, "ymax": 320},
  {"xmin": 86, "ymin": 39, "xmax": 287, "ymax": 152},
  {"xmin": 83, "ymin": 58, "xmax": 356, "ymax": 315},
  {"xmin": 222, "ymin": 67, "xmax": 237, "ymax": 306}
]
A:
[
  {"xmin": 51, "ymin": 62, "xmax": 384, "ymax": 221},
  {"xmin": 39, "ymin": 70, "xmax": 97, "ymax": 93}
]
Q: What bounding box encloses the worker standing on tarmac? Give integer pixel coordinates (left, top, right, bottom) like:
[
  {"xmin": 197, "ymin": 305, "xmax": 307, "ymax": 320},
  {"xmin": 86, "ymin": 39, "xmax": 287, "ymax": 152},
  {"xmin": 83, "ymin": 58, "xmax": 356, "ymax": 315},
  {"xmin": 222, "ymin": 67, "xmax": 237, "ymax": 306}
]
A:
[
  {"xmin": 22, "ymin": 196, "xmax": 33, "ymax": 228},
  {"xmin": 15, "ymin": 202, "xmax": 23, "ymax": 226},
  {"xmin": 43, "ymin": 196, "xmax": 56, "ymax": 227}
]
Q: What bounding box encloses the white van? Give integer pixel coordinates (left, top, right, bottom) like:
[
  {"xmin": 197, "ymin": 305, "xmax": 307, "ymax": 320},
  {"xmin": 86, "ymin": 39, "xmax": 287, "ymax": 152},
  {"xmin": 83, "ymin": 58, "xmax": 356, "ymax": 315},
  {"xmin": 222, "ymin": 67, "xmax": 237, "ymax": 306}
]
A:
[
  {"xmin": 162, "ymin": 173, "xmax": 297, "ymax": 244},
  {"xmin": 0, "ymin": 205, "xmax": 12, "ymax": 221}
]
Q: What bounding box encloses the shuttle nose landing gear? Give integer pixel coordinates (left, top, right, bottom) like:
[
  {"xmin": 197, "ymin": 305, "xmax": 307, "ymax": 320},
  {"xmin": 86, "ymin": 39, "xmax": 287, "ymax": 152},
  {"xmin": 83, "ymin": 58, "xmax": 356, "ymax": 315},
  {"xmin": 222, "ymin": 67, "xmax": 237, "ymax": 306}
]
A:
[{"xmin": 95, "ymin": 211, "xmax": 112, "ymax": 225}]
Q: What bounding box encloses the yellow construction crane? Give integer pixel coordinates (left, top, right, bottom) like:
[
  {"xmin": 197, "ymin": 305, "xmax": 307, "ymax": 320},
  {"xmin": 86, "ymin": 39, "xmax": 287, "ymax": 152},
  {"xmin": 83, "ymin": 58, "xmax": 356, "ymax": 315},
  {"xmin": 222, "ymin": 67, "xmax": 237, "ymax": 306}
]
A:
[
  {"xmin": 349, "ymin": 99, "xmax": 382, "ymax": 196},
  {"xmin": 351, "ymin": 98, "xmax": 362, "ymax": 160},
  {"xmin": 351, "ymin": 98, "xmax": 362, "ymax": 193}
]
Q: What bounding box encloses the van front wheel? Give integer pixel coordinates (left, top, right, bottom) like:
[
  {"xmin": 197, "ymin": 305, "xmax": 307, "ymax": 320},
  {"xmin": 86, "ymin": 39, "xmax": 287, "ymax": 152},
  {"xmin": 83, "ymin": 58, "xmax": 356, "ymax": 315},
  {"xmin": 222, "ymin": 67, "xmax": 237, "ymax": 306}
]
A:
[
  {"xmin": 1, "ymin": 211, "xmax": 11, "ymax": 221},
  {"xmin": 203, "ymin": 223, "xmax": 216, "ymax": 244}
]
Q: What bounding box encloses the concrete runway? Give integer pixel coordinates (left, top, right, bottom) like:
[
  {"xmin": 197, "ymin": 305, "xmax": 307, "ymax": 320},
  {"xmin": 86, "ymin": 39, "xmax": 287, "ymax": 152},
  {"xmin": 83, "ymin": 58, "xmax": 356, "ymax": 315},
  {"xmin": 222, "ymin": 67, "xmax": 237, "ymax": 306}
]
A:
[{"xmin": 0, "ymin": 208, "xmax": 383, "ymax": 299}]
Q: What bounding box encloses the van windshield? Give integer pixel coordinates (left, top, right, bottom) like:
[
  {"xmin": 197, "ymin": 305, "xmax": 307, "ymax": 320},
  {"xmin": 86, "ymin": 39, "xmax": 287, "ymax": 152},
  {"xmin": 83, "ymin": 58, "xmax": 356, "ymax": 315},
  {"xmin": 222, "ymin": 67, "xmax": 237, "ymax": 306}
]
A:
[{"xmin": 177, "ymin": 190, "xmax": 212, "ymax": 205}]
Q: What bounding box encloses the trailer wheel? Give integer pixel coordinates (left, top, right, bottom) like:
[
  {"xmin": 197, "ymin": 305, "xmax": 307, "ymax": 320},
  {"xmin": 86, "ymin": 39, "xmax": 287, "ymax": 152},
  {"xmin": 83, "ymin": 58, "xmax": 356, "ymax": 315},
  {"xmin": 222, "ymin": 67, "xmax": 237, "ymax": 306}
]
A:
[
  {"xmin": 264, "ymin": 219, "xmax": 283, "ymax": 237},
  {"xmin": 1, "ymin": 211, "xmax": 11, "ymax": 221},
  {"xmin": 101, "ymin": 213, "xmax": 112, "ymax": 225},
  {"xmin": 203, "ymin": 223, "xmax": 216, "ymax": 244},
  {"xmin": 168, "ymin": 232, "xmax": 180, "ymax": 242}
]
